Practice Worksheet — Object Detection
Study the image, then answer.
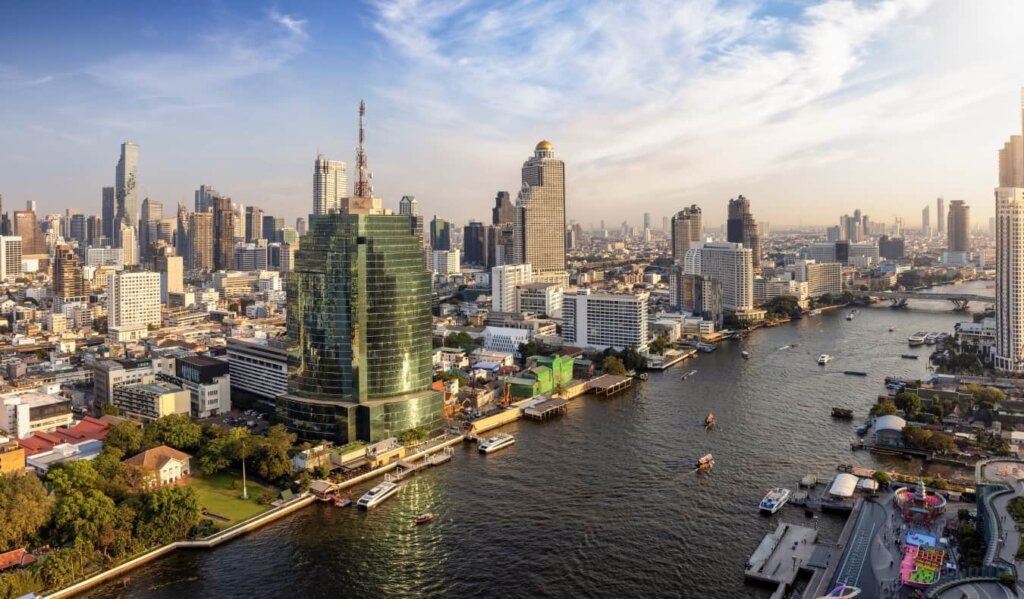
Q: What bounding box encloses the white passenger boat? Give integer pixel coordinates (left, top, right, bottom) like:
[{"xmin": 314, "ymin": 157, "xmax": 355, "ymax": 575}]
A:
[
  {"xmin": 478, "ymin": 433, "xmax": 515, "ymax": 454},
  {"xmin": 817, "ymin": 353, "xmax": 832, "ymax": 365},
  {"xmin": 907, "ymin": 332, "xmax": 927, "ymax": 346},
  {"xmin": 759, "ymin": 487, "xmax": 791, "ymax": 514},
  {"xmin": 357, "ymin": 481, "xmax": 399, "ymax": 509}
]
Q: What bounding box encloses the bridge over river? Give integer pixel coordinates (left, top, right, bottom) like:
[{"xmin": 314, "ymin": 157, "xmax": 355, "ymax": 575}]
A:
[{"xmin": 866, "ymin": 290, "xmax": 995, "ymax": 311}]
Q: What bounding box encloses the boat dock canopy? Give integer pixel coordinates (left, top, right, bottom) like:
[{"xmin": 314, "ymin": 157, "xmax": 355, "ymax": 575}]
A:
[
  {"xmin": 829, "ymin": 473, "xmax": 858, "ymax": 498},
  {"xmin": 524, "ymin": 398, "xmax": 568, "ymax": 420},
  {"xmin": 587, "ymin": 374, "xmax": 633, "ymax": 396}
]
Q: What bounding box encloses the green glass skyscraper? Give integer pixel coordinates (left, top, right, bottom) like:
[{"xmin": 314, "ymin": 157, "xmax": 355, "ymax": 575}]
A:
[{"xmin": 277, "ymin": 205, "xmax": 444, "ymax": 443}]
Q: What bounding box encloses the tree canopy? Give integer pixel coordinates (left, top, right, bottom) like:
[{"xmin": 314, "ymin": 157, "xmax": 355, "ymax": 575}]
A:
[
  {"xmin": 602, "ymin": 356, "xmax": 627, "ymax": 376},
  {"xmin": 0, "ymin": 475, "xmax": 52, "ymax": 552},
  {"xmin": 143, "ymin": 414, "xmax": 202, "ymax": 451}
]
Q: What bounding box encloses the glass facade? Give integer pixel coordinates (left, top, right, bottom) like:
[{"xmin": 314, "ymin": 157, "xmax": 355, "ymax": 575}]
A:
[{"xmin": 280, "ymin": 212, "xmax": 444, "ymax": 443}]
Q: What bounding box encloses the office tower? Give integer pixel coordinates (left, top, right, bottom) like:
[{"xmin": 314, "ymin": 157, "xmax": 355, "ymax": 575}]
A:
[
  {"xmin": 267, "ymin": 243, "xmax": 294, "ymax": 273},
  {"xmin": 233, "ymin": 201, "xmax": 246, "ymax": 242},
  {"xmin": 86, "ymin": 216, "xmax": 102, "ymax": 245},
  {"xmin": 106, "ymin": 271, "xmax": 161, "ymax": 329},
  {"xmin": 52, "ymin": 244, "xmax": 86, "ymax": 310},
  {"xmin": 878, "ymin": 236, "xmax": 905, "ymax": 260},
  {"xmin": 115, "ymin": 142, "xmax": 139, "ymax": 236},
  {"xmin": 463, "ymin": 221, "xmax": 488, "ymax": 266},
  {"xmin": 101, "ymin": 187, "xmax": 116, "ymax": 241},
  {"xmin": 431, "ymin": 249, "xmax": 460, "ymax": 275},
  {"xmin": 947, "ymin": 200, "xmax": 970, "ymax": 252},
  {"xmin": 697, "ymin": 242, "xmax": 753, "ymax": 312},
  {"xmin": 490, "ymin": 224, "xmax": 515, "ymax": 267},
  {"xmin": 278, "ymin": 210, "xmax": 444, "ymax": 443},
  {"xmin": 313, "ymin": 155, "xmax": 347, "ymax": 215},
  {"xmin": 156, "ymin": 219, "xmax": 174, "ymax": 246},
  {"xmin": 195, "ymin": 184, "xmax": 220, "ymax": 213},
  {"xmin": 565, "ymin": 226, "xmax": 577, "ymax": 251},
  {"xmin": 175, "ymin": 205, "xmax": 190, "ymax": 262},
  {"xmin": 213, "ymin": 196, "xmax": 236, "ymax": 271},
  {"xmin": 861, "ymin": 214, "xmax": 870, "ymax": 237},
  {"xmin": 995, "ymin": 188, "xmax": 1024, "ymax": 371},
  {"xmin": 561, "ymin": 289, "xmax": 649, "ymax": 352},
  {"xmin": 13, "ymin": 210, "xmax": 46, "ymax": 256},
  {"xmin": 263, "ymin": 215, "xmax": 283, "ymax": 243},
  {"xmin": 233, "ymin": 243, "xmax": 268, "ymax": 271},
  {"xmin": 68, "ymin": 213, "xmax": 86, "ymax": 244},
  {"xmin": 513, "ymin": 141, "xmax": 567, "ymax": 284},
  {"xmin": 245, "ymin": 206, "xmax": 264, "ymax": 242},
  {"xmin": 430, "ymin": 216, "xmax": 451, "ymax": 251},
  {"xmin": 140, "ymin": 197, "xmax": 162, "ymax": 260},
  {"xmin": 726, "ymin": 195, "xmax": 761, "ymax": 270},
  {"xmin": 295, "ymin": 217, "xmax": 307, "ymax": 236},
  {"xmin": 670, "ymin": 205, "xmax": 702, "ymax": 263},
  {"xmin": 921, "ymin": 205, "xmax": 930, "ymax": 236},
  {"xmin": 119, "ymin": 223, "xmax": 138, "ymax": 266},
  {"xmin": 826, "ymin": 226, "xmax": 841, "ymax": 242},
  {"xmin": 999, "ymin": 136, "xmax": 1024, "ymax": 187},
  {"xmin": 643, "ymin": 212, "xmax": 651, "ymax": 231},
  {"xmin": 936, "ymin": 197, "xmax": 946, "ymax": 235},
  {"xmin": 189, "ymin": 212, "xmax": 214, "ymax": 270},
  {"xmin": 491, "ymin": 264, "xmax": 533, "ymax": 313},
  {"xmin": 155, "ymin": 255, "xmax": 183, "ymax": 303},
  {"xmin": 399, "ymin": 196, "xmax": 425, "ymax": 245},
  {"xmin": 0, "ymin": 237, "xmax": 22, "ymax": 281},
  {"xmin": 492, "ymin": 191, "xmax": 514, "ymax": 226}
]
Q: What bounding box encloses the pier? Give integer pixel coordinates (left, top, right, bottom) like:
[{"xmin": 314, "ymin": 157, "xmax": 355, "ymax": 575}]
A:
[
  {"xmin": 587, "ymin": 374, "xmax": 633, "ymax": 396},
  {"xmin": 745, "ymin": 523, "xmax": 833, "ymax": 596},
  {"xmin": 524, "ymin": 397, "xmax": 568, "ymax": 420}
]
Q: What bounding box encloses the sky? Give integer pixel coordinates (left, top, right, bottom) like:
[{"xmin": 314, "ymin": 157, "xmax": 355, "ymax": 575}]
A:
[{"xmin": 1, "ymin": 0, "xmax": 1023, "ymax": 230}]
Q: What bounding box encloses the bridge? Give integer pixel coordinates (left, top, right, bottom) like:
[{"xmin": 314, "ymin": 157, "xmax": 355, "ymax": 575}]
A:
[{"xmin": 867, "ymin": 291, "xmax": 995, "ymax": 311}]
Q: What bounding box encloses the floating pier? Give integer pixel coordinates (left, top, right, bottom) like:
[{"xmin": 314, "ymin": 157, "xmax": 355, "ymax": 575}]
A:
[{"xmin": 587, "ymin": 374, "xmax": 633, "ymax": 396}]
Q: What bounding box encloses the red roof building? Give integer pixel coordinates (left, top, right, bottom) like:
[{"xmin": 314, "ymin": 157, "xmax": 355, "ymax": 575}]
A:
[{"xmin": 17, "ymin": 416, "xmax": 110, "ymax": 456}]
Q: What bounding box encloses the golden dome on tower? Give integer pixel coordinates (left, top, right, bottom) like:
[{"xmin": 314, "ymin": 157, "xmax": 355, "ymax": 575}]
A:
[{"xmin": 536, "ymin": 139, "xmax": 553, "ymax": 150}]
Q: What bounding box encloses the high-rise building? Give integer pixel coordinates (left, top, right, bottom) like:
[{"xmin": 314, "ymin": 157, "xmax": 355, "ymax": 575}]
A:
[
  {"xmin": 68, "ymin": 212, "xmax": 86, "ymax": 244},
  {"xmin": 878, "ymin": 236, "xmax": 905, "ymax": 260},
  {"xmin": 947, "ymin": 200, "xmax": 970, "ymax": 252},
  {"xmin": 995, "ymin": 188, "xmax": 1024, "ymax": 372},
  {"xmin": 101, "ymin": 187, "xmax": 116, "ymax": 241},
  {"xmin": 793, "ymin": 260, "xmax": 842, "ymax": 298},
  {"xmin": 107, "ymin": 271, "xmax": 161, "ymax": 329},
  {"xmin": 463, "ymin": 221, "xmax": 488, "ymax": 266},
  {"xmin": 491, "ymin": 264, "xmax": 532, "ymax": 313},
  {"xmin": 115, "ymin": 142, "xmax": 139, "ymax": 237},
  {"xmin": 263, "ymin": 215, "xmax": 284, "ymax": 243},
  {"xmin": 189, "ymin": 212, "xmax": 214, "ymax": 270},
  {"xmin": 86, "ymin": 215, "xmax": 102, "ymax": 245},
  {"xmin": 430, "ymin": 216, "xmax": 451, "ymax": 251},
  {"xmin": 514, "ymin": 141, "xmax": 566, "ymax": 284},
  {"xmin": 696, "ymin": 242, "xmax": 753, "ymax": 312},
  {"xmin": 726, "ymin": 195, "xmax": 761, "ymax": 270},
  {"xmin": 155, "ymin": 254, "xmax": 183, "ymax": 303},
  {"xmin": 233, "ymin": 243, "xmax": 268, "ymax": 271},
  {"xmin": 0, "ymin": 237, "xmax": 22, "ymax": 281},
  {"xmin": 492, "ymin": 191, "xmax": 514, "ymax": 226},
  {"xmin": 13, "ymin": 210, "xmax": 46, "ymax": 256},
  {"xmin": 195, "ymin": 184, "xmax": 220, "ymax": 213},
  {"xmin": 295, "ymin": 217, "xmax": 307, "ymax": 236},
  {"xmin": 140, "ymin": 197, "xmax": 162, "ymax": 261},
  {"xmin": 278, "ymin": 210, "xmax": 444, "ymax": 443},
  {"xmin": 245, "ymin": 206, "xmax": 264, "ymax": 242},
  {"xmin": 561, "ymin": 289, "xmax": 649, "ymax": 352},
  {"xmin": 119, "ymin": 223, "xmax": 138, "ymax": 266},
  {"xmin": 52, "ymin": 244, "xmax": 86, "ymax": 309},
  {"xmin": 643, "ymin": 212, "xmax": 651, "ymax": 231},
  {"xmin": 313, "ymin": 155, "xmax": 347, "ymax": 215},
  {"xmin": 936, "ymin": 197, "xmax": 946, "ymax": 235},
  {"xmin": 399, "ymin": 196, "xmax": 424, "ymax": 246},
  {"xmin": 670, "ymin": 205, "xmax": 702, "ymax": 264},
  {"xmin": 213, "ymin": 196, "xmax": 236, "ymax": 271},
  {"xmin": 922, "ymin": 205, "xmax": 930, "ymax": 236},
  {"xmin": 175, "ymin": 205, "xmax": 190, "ymax": 265},
  {"xmin": 999, "ymin": 136, "xmax": 1024, "ymax": 187},
  {"xmin": 233, "ymin": 201, "xmax": 246, "ymax": 242}
]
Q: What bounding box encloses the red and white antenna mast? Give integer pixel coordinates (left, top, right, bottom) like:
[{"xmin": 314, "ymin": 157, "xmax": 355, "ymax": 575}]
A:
[{"xmin": 355, "ymin": 99, "xmax": 373, "ymax": 198}]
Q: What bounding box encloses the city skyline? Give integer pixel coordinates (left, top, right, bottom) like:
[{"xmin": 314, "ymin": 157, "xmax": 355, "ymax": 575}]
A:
[{"xmin": 2, "ymin": 1, "xmax": 1023, "ymax": 227}]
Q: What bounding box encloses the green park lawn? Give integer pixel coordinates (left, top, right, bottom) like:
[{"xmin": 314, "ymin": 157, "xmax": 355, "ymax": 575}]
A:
[{"xmin": 189, "ymin": 472, "xmax": 275, "ymax": 529}]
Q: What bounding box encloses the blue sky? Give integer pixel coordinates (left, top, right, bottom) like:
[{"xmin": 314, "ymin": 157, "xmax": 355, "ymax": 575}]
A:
[{"xmin": 2, "ymin": 0, "xmax": 1023, "ymax": 229}]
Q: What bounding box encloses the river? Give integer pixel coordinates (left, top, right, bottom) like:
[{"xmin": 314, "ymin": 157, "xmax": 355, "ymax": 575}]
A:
[{"xmin": 87, "ymin": 281, "xmax": 992, "ymax": 598}]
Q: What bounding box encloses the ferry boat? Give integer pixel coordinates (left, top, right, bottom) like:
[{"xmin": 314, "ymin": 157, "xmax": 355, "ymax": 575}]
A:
[
  {"xmin": 759, "ymin": 487, "xmax": 791, "ymax": 514},
  {"xmin": 414, "ymin": 512, "xmax": 434, "ymax": 525},
  {"xmin": 817, "ymin": 353, "xmax": 832, "ymax": 365},
  {"xmin": 357, "ymin": 481, "xmax": 399, "ymax": 509},
  {"xmin": 924, "ymin": 332, "xmax": 938, "ymax": 345},
  {"xmin": 907, "ymin": 332, "xmax": 927, "ymax": 346},
  {"xmin": 845, "ymin": 309, "xmax": 858, "ymax": 321},
  {"xmin": 740, "ymin": 350, "xmax": 750, "ymax": 360},
  {"xmin": 695, "ymin": 453, "xmax": 715, "ymax": 472},
  {"xmin": 808, "ymin": 309, "xmax": 821, "ymax": 316},
  {"xmin": 478, "ymin": 433, "xmax": 515, "ymax": 454}
]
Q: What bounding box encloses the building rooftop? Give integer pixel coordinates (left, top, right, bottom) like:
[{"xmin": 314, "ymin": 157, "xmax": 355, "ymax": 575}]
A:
[
  {"xmin": 124, "ymin": 445, "xmax": 191, "ymax": 471},
  {"xmin": 0, "ymin": 390, "xmax": 69, "ymax": 407}
]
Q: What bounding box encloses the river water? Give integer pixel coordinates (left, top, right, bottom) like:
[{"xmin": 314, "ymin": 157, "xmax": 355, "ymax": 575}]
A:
[{"xmin": 87, "ymin": 282, "xmax": 992, "ymax": 599}]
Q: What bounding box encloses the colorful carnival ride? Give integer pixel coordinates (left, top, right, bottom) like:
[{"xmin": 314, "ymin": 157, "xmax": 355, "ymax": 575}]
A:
[{"xmin": 893, "ymin": 480, "xmax": 947, "ymax": 524}]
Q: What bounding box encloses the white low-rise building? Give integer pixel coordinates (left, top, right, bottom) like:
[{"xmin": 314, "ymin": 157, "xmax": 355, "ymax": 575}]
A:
[
  {"xmin": 482, "ymin": 326, "xmax": 532, "ymax": 356},
  {"xmin": 0, "ymin": 391, "xmax": 74, "ymax": 439}
]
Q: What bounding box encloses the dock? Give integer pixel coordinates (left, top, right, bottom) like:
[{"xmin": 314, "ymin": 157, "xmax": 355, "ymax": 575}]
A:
[
  {"xmin": 587, "ymin": 374, "xmax": 633, "ymax": 396},
  {"xmin": 644, "ymin": 348, "xmax": 697, "ymax": 370},
  {"xmin": 386, "ymin": 447, "xmax": 454, "ymax": 482},
  {"xmin": 524, "ymin": 397, "xmax": 568, "ymax": 420},
  {"xmin": 745, "ymin": 523, "xmax": 825, "ymax": 595}
]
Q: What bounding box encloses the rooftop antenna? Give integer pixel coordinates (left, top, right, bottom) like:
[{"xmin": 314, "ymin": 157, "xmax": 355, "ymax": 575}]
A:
[{"xmin": 355, "ymin": 100, "xmax": 373, "ymax": 199}]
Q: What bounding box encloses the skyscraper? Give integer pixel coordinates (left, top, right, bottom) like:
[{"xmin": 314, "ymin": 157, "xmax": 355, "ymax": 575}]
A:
[
  {"xmin": 513, "ymin": 141, "xmax": 567, "ymax": 284},
  {"xmin": 13, "ymin": 210, "xmax": 46, "ymax": 256},
  {"xmin": 213, "ymin": 196, "xmax": 236, "ymax": 271},
  {"xmin": 53, "ymin": 244, "xmax": 86, "ymax": 311},
  {"xmin": 107, "ymin": 271, "xmax": 161, "ymax": 330},
  {"xmin": 313, "ymin": 155, "xmax": 347, "ymax": 215},
  {"xmin": 295, "ymin": 217, "xmax": 307, "ymax": 236},
  {"xmin": 492, "ymin": 191, "xmax": 514, "ymax": 226},
  {"xmin": 463, "ymin": 221, "xmax": 488, "ymax": 266},
  {"xmin": 195, "ymin": 184, "xmax": 220, "ymax": 213},
  {"xmin": 936, "ymin": 197, "xmax": 946, "ymax": 235},
  {"xmin": 726, "ymin": 195, "xmax": 761, "ymax": 270},
  {"xmin": 696, "ymin": 242, "xmax": 753, "ymax": 312},
  {"xmin": 643, "ymin": 212, "xmax": 651, "ymax": 231},
  {"xmin": 399, "ymin": 196, "xmax": 424, "ymax": 245},
  {"xmin": 140, "ymin": 197, "xmax": 162, "ymax": 261},
  {"xmin": 189, "ymin": 212, "xmax": 214, "ymax": 270},
  {"xmin": 69, "ymin": 213, "xmax": 86, "ymax": 244},
  {"xmin": 430, "ymin": 216, "xmax": 451, "ymax": 251},
  {"xmin": 175, "ymin": 205, "xmax": 190, "ymax": 265},
  {"xmin": 119, "ymin": 223, "xmax": 138, "ymax": 266},
  {"xmin": 922, "ymin": 205, "xmax": 930, "ymax": 236},
  {"xmin": 0, "ymin": 237, "xmax": 22, "ymax": 281},
  {"xmin": 995, "ymin": 188, "xmax": 1024, "ymax": 372},
  {"xmin": 999, "ymin": 136, "xmax": 1024, "ymax": 187},
  {"xmin": 115, "ymin": 142, "xmax": 139, "ymax": 237},
  {"xmin": 670, "ymin": 205, "xmax": 702, "ymax": 264},
  {"xmin": 947, "ymin": 200, "xmax": 970, "ymax": 253},
  {"xmin": 245, "ymin": 206, "xmax": 264, "ymax": 242},
  {"xmin": 86, "ymin": 215, "xmax": 102, "ymax": 245},
  {"xmin": 101, "ymin": 187, "xmax": 116, "ymax": 241}
]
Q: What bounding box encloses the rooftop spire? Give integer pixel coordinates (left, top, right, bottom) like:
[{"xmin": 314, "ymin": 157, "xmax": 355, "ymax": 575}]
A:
[{"xmin": 355, "ymin": 100, "xmax": 373, "ymax": 198}]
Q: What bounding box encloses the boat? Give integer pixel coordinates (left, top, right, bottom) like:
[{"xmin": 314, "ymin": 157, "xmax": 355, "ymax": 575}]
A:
[
  {"xmin": 799, "ymin": 474, "xmax": 818, "ymax": 488},
  {"xmin": 759, "ymin": 487, "xmax": 791, "ymax": 513},
  {"xmin": 907, "ymin": 332, "xmax": 927, "ymax": 346},
  {"xmin": 924, "ymin": 332, "xmax": 938, "ymax": 345},
  {"xmin": 791, "ymin": 342, "xmax": 800, "ymax": 348},
  {"xmin": 333, "ymin": 493, "xmax": 352, "ymax": 507},
  {"xmin": 740, "ymin": 350, "xmax": 750, "ymax": 360},
  {"xmin": 696, "ymin": 342, "xmax": 717, "ymax": 353},
  {"xmin": 637, "ymin": 372, "xmax": 649, "ymax": 381},
  {"xmin": 681, "ymin": 369, "xmax": 697, "ymax": 381},
  {"xmin": 855, "ymin": 423, "xmax": 871, "ymax": 436},
  {"xmin": 357, "ymin": 481, "xmax": 399, "ymax": 509},
  {"xmin": 414, "ymin": 512, "xmax": 434, "ymax": 525},
  {"xmin": 888, "ymin": 326, "xmax": 895, "ymax": 332},
  {"xmin": 695, "ymin": 453, "xmax": 715, "ymax": 471},
  {"xmin": 831, "ymin": 407, "xmax": 854, "ymax": 419},
  {"xmin": 478, "ymin": 433, "xmax": 516, "ymax": 454},
  {"xmin": 900, "ymin": 354, "xmax": 919, "ymax": 360},
  {"xmin": 808, "ymin": 309, "xmax": 821, "ymax": 316},
  {"xmin": 817, "ymin": 354, "xmax": 832, "ymax": 365},
  {"xmin": 845, "ymin": 309, "xmax": 858, "ymax": 321},
  {"xmin": 842, "ymin": 371, "xmax": 867, "ymax": 377},
  {"xmin": 704, "ymin": 412, "xmax": 715, "ymax": 430}
]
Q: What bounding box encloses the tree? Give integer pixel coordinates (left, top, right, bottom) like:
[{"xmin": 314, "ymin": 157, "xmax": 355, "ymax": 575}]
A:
[
  {"xmin": 143, "ymin": 414, "xmax": 202, "ymax": 451},
  {"xmin": 196, "ymin": 435, "xmax": 236, "ymax": 475},
  {"xmin": 249, "ymin": 425, "xmax": 296, "ymax": 481},
  {"xmin": 602, "ymin": 356, "xmax": 627, "ymax": 376},
  {"xmin": 104, "ymin": 422, "xmax": 143, "ymax": 456},
  {"xmin": 52, "ymin": 489, "xmax": 116, "ymax": 551},
  {"xmin": 0, "ymin": 474, "xmax": 53, "ymax": 551},
  {"xmin": 38, "ymin": 549, "xmax": 77, "ymax": 590},
  {"xmin": 47, "ymin": 460, "xmax": 101, "ymax": 496},
  {"xmin": 99, "ymin": 402, "xmax": 119, "ymax": 416},
  {"xmin": 872, "ymin": 471, "xmax": 892, "ymax": 486},
  {"xmin": 763, "ymin": 295, "xmax": 800, "ymax": 318},
  {"xmin": 869, "ymin": 401, "xmax": 897, "ymax": 417},
  {"xmin": 134, "ymin": 486, "xmax": 201, "ymax": 546},
  {"xmin": 893, "ymin": 392, "xmax": 922, "ymax": 418},
  {"xmin": 966, "ymin": 385, "xmax": 1006, "ymax": 407}
]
